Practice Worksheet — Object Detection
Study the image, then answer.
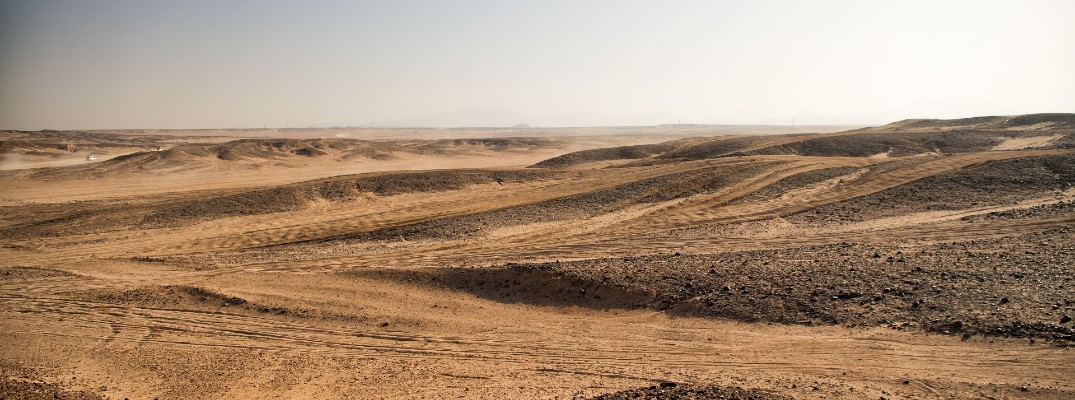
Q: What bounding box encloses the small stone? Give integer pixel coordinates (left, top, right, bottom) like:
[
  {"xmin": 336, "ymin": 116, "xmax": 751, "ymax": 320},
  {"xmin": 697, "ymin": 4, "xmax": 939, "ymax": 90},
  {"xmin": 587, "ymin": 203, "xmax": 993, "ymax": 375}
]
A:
[{"xmin": 1060, "ymin": 314, "xmax": 1072, "ymax": 324}]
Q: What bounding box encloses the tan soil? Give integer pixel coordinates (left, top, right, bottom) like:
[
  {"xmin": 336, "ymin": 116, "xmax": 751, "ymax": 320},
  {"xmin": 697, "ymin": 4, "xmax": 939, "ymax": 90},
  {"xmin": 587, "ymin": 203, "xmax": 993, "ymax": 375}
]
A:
[{"xmin": 2, "ymin": 115, "xmax": 1075, "ymax": 399}]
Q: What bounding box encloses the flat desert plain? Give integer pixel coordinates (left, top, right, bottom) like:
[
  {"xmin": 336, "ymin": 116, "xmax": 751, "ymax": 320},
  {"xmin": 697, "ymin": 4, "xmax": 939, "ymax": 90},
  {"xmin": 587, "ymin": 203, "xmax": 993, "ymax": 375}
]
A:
[{"xmin": 2, "ymin": 115, "xmax": 1074, "ymax": 399}]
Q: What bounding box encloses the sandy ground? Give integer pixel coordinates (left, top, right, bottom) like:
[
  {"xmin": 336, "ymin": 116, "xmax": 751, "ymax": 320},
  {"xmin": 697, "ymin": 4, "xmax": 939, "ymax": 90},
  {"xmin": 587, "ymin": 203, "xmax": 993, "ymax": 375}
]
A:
[
  {"xmin": 992, "ymin": 134, "xmax": 1063, "ymax": 151},
  {"xmin": 2, "ymin": 118, "xmax": 1074, "ymax": 399}
]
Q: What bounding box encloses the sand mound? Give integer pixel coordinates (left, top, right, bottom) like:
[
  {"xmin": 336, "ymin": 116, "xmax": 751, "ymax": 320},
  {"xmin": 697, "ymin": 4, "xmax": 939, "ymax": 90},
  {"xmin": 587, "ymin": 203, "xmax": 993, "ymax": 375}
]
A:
[
  {"xmin": 291, "ymin": 146, "xmax": 327, "ymax": 157},
  {"xmin": 208, "ymin": 137, "xmax": 556, "ymax": 161},
  {"xmin": 0, "ymin": 168, "xmax": 561, "ymax": 238},
  {"xmin": 439, "ymin": 137, "xmax": 557, "ymax": 150},
  {"xmin": 530, "ymin": 140, "xmax": 684, "ymax": 168},
  {"xmin": 80, "ymin": 285, "xmax": 303, "ymax": 316},
  {"xmin": 358, "ymin": 266, "xmax": 651, "ymax": 310},
  {"xmin": 19, "ymin": 137, "xmax": 562, "ymax": 178},
  {"xmin": 82, "ymin": 285, "xmax": 249, "ymax": 308},
  {"xmin": 0, "ymin": 130, "xmax": 163, "ymax": 154},
  {"xmin": 81, "ymin": 139, "xmax": 355, "ymax": 170},
  {"xmin": 88, "ymin": 139, "xmax": 369, "ymax": 171},
  {"xmin": 144, "ymin": 169, "xmax": 557, "ymax": 226},
  {"xmin": 0, "ymin": 130, "xmax": 166, "ymax": 172},
  {"xmin": 0, "ymin": 266, "xmax": 80, "ymax": 282},
  {"xmin": 740, "ymin": 131, "xmax": 996, "ymax": 157},
  {"xmin": 657, "ymin": 136, "xmax": 775, "ymax": 160}
]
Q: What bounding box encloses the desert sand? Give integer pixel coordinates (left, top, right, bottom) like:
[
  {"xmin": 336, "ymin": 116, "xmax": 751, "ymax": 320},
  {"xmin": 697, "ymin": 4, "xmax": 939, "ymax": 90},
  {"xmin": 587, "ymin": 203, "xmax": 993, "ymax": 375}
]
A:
[{"xmin": 2, "ymin": 115, "xmax": 1075, "ymax": 399}]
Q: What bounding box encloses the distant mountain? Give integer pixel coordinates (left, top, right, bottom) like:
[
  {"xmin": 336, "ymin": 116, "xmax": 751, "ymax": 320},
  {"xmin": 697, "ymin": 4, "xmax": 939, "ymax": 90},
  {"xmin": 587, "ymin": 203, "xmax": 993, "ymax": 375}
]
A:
[
  {"xmin": 367, "ymin": 108, "xmax": 888, "ymax": 128},
  {"xmin": 756, "ymin": 111, "xmax": 881, "ymax": 126},
  {"xmin": 367, "ymin": 108, "xmax": 533, "ymax": 128},
  {"xmin": 366, "ymin": 108, "xmax": 682, "ymax": 128}
]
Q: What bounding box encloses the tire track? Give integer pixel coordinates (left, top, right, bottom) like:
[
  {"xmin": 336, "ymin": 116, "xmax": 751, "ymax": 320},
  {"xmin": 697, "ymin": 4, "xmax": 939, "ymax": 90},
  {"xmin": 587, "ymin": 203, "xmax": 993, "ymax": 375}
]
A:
[{"xmin": 3, "ymin": 292, "xmax": 1068, "ymax": 382}]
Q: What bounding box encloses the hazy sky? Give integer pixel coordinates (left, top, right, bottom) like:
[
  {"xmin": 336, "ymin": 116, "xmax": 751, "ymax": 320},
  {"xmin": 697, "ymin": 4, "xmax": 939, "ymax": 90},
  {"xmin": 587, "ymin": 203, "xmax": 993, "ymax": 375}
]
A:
[{"xmin": 1, "ymin": 0, "xmax": 1073, "ymax": 129}]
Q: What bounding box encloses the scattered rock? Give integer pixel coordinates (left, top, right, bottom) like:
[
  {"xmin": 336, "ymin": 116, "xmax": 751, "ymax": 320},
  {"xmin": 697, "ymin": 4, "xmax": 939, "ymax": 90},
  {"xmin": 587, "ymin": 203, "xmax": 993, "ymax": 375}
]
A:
[{"xmin": 589, "ymin": 383, "xmax": 791, "ymax": 400}]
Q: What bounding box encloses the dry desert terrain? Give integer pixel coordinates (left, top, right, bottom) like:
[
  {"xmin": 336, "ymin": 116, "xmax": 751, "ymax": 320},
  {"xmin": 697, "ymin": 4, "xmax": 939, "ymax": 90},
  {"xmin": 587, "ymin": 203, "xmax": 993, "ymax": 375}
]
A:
[{"xmin": 2, "ymin": 116, "xmax": 1074, "ymax": 399}]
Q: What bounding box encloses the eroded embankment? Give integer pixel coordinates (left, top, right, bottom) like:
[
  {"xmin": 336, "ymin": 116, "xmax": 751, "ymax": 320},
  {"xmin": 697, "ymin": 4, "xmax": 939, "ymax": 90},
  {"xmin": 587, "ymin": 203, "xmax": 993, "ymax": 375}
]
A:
[{"xmin": 378, "ymin": 224, "xmax": 1075, "ymax": 342}]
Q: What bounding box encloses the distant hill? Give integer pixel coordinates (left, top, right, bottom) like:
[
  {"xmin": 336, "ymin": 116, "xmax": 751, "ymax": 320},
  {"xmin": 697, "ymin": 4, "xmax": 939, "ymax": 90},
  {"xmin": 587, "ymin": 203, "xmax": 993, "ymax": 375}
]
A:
[
  {"xmin": 368, "ymin": 108, "xmax": 534, "ymax": 128},
  {"xmin": 869, "ymin": 113, "xmax": 1075, "ymax": 132},
  {"xmin": 530, "ymin": 113, "xmax": 1075, "ymax": 167}
]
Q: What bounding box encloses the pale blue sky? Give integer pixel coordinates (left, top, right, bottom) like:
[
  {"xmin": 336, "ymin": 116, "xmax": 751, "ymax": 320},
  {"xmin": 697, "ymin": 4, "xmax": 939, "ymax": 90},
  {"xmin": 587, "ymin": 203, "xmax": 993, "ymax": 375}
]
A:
[{"xmin": 1, "ymin": 0, "xmax": 1073, "ymax": 129}]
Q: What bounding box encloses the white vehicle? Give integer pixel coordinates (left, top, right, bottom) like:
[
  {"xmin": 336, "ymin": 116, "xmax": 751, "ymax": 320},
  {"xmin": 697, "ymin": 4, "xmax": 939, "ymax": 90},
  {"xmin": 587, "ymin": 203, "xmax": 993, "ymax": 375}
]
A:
[{"xmin": 86, "ymin": 154, "xmax": 97, "ymax": 161}]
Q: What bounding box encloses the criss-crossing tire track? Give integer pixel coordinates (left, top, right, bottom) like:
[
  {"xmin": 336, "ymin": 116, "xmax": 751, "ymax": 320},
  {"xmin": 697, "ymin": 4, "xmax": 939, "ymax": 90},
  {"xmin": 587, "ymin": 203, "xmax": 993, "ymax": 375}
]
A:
[
  {"xmin": 2, "ymin": 280, "xmax": 1070, "ymax": 393},
  {"xmin": 199, "ymin": 149, "xmax": 1074, "ymax": 270}
]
